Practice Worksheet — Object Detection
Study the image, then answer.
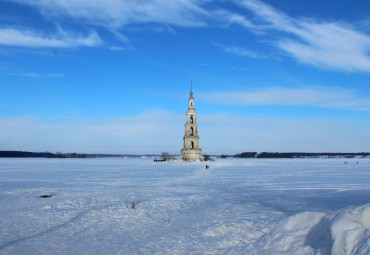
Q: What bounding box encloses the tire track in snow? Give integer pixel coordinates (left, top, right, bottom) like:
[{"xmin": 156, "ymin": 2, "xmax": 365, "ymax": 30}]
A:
[{"xmin": 0, "ymin": 209, "xmax": 89, "ymax": 251}]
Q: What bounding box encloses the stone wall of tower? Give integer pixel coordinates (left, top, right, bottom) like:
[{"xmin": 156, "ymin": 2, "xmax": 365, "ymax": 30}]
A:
[{"xmin": 181, "ymin": 89, "xmax": 202, "ymax": 161}]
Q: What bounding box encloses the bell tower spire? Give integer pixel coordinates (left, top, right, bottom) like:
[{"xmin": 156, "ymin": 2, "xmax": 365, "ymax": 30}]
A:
[
  {"xmin": 182, "ymin": 79, "xmax": 202, "ymax": 161},
  {"xmin": 190, "ymin": 78, "xmax": 193, "ymax": 99}
]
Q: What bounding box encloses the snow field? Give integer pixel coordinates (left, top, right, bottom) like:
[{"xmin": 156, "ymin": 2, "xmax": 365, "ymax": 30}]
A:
[{"xmin": 0, "ymin": 158, "xmax": 369, "ymax": 254}]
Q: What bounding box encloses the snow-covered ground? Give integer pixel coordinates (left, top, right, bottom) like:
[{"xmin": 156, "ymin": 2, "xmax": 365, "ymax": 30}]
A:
[{"xmin": 0, "ymin": 158, "xmax": 369, "ymax": 254}]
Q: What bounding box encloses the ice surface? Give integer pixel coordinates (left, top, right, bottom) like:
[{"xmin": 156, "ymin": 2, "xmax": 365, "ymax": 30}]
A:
[{"xmin": 0, "ymin": 158, "xmax": 369, "ymax": 254}]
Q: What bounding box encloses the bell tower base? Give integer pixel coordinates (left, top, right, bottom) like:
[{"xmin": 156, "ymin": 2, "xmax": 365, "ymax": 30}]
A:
[{"xmin": 181, "ymin": 149, "xmax": 202, "ymax": 161}]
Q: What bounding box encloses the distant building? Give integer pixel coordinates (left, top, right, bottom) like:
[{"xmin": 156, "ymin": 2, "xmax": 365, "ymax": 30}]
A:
[{"xmin": 181, "ymin": 80, "xmax": 202, "ymax": 161}]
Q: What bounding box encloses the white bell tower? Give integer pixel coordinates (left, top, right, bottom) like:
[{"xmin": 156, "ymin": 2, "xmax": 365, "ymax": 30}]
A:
[{"xmin": 181, "ymin": 79, "xmax": 202, "ymax": 161}]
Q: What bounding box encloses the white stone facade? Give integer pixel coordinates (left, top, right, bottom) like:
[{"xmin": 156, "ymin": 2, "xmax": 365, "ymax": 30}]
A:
[{"xmin": 181, "ymin": 86, "xmax": 202, "ymax": 161}]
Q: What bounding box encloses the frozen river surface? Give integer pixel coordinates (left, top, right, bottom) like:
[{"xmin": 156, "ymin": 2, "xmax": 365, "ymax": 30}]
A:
[{"xmin": 0, "ymin": 158, "xmax": 369, "ymax": 254}]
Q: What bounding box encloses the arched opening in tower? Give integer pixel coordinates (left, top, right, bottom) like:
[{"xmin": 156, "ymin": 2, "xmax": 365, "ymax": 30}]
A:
[
  {"xmin": 190, "ymin": 127, "xmax": 193, "ymax": 135},
  {"xmin": 191, "ymin": 141, "xmax": 194, "ymax": 149},
  {"xmin": 190, "ymin": 115, "xmax": 193, "ymax": 124}
]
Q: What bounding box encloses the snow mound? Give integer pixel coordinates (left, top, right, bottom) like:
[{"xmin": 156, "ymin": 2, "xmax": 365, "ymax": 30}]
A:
[
  {"xmin": 331, "ymin": 204, "xmax": 370, "ymax": 255},
  {"xmin": 261, "ymin": 211, "xmax": 328, "ymax": 254},
  {"xmin": 260, "ymin": 203, "xmax": 370, "ymax": 255}
]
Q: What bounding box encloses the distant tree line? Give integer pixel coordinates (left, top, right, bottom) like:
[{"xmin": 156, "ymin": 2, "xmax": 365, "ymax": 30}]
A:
[
  {"xmin": 234, "ymin": 152, "xmax": 370, "ymax": 158},
  {"xmin": 0, "ymin": 151, "xmax": 87, "ymax": 158},
  {"xmin": 234, "ymin": 152, "xmax": 258, "ymax": 158},
  {"xmin": 2, "ymin": 150, "xmax": 369, "ymax": 159},
  {"xmin": 45, "ymin": 152, "xmax": 87, "ymax": 158},
  {"xmin": 0, "ymin": 150, "xmax": 162, "ymax": 158},
  {"xmin": 0, "ymin": 151, "xmax": 45, "ymax": 158}
]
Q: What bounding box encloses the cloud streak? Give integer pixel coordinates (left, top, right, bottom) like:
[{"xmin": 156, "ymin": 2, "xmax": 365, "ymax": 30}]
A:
[
  {"xmin": 200, "ymin": 113, "xmax": 370, "ymax": 153},
  {"xmin": 108, "ymin": 45, "xmax": 125, "ymax": 51},
  {"xmin": 17, "ymin": 72, "xmax": 63, "ymax": 78},
  {"xmin": 0, "ymin": 27, "xmax": 102, "ymax": 48},
  {"xmin": 231, "ymin": 0, "xmax": 370, "ymax": 72},
  {"xmin": 1, "ymin": 111, "xmax": 369, "ymax": 154},
  {"xmin": 0, "ymin": 112, "xmax": 183, "ymax": 154},
  {"xmin": 3, "ymin": 0, "xmax": 211, "ymax": 48},
  {"xmin": 3, "ymin": 0, "xmax": 370, "ymax": 71},
  {"xmin": 213, "ymin": 42, "xmax": 266, "ymax": 59},
  {"xmin": 199, "ymin": 87, "xmax": 370, "ymax": 111},
  {"xmin": 9, "ymin": 0, "xmax": 210, "ymax": 29}
]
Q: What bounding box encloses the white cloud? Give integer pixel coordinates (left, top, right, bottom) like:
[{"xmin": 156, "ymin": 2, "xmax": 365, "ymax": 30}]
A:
[
  {"xmin": 0, "ymin": 112, "xmax": 183, "ymax": 154},
  {"xmin": 199, "ymin": 113, "xmax": 370, "ymax": 153},
  {"xmin": 3, "ymin": 0, "xmax": 210, "ymax": 48},
  {"xmin": 1, "ymin": 112, "xmax": 369, "ymax": 154},
  {"xmin": 5, "ymin": 0, "xmax": 370, "ymax": 71},
  {"xmin": 356, "ymin": 107, "xmax": 370, "ymax": 111},
  {"xmin": 215, "ymin": 9, "xmax": 261, "ymax": 32},
  {"xmin": 230, "ymin": 0, "xmax": 370, "ymax": 72},
  {"xmin": 0, "ymin": 63, "xmax": 64, "ymax": 77},
  {"xmin": 198, "ymin": 87, "xmax": 370, "ymax": 111},
  {"xmin": 20, "ymin": 73, "xmax": 64, "ymax": 78},
  {"xmin": 275, "ymin": 21, "xmax": 370, "ymax": 72},
  {"xmin": 10, "ymin": 0, "xmax": 210, "ymax": 29},
  {"xmin": 212, "ymin": 42, "xmax": 265, "ymax": 59},
  {"xmin": 108, "ymin": 45, "xmax": 125, "ymax": 51},
  {"xmin": 0, "ymin": 27, "xmax": 102, "ymax": 48}
]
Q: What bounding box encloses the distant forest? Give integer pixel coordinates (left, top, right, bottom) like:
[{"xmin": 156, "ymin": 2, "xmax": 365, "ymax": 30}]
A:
[
  {"xmin": 0, "ymin": 151, "xmax": 155, "ymax": 158},
  {"xmin": 0, "ymin": 151, "xmax": 87, "ymax": 158},
  {"xmin": 234, "ymin": 152, "xmax": 370, "ymax": 158},
  {"xmin": 1, "ymin": 150, "xmax": 369, "ymax": 159},
  {"xmin": 0, "ymin": 151, "xmax": 46, "ymax": 158}
]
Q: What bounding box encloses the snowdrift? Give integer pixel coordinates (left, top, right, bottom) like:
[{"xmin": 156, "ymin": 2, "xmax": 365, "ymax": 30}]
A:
[{"xmin": 261, "ymin": 203, "xmax": 370, "ymax": 255}]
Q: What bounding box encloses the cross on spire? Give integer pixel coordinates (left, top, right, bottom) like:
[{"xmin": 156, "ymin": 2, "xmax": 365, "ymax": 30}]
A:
[{"xmin": 190, "ymin": 77, "xmax": 193, "ymax": 99}]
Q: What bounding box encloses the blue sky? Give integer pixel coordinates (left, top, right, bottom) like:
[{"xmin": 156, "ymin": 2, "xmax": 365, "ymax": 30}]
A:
[{"xmin": 0, "ymin": 0, "xmax": 370, "ymax": 154}]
